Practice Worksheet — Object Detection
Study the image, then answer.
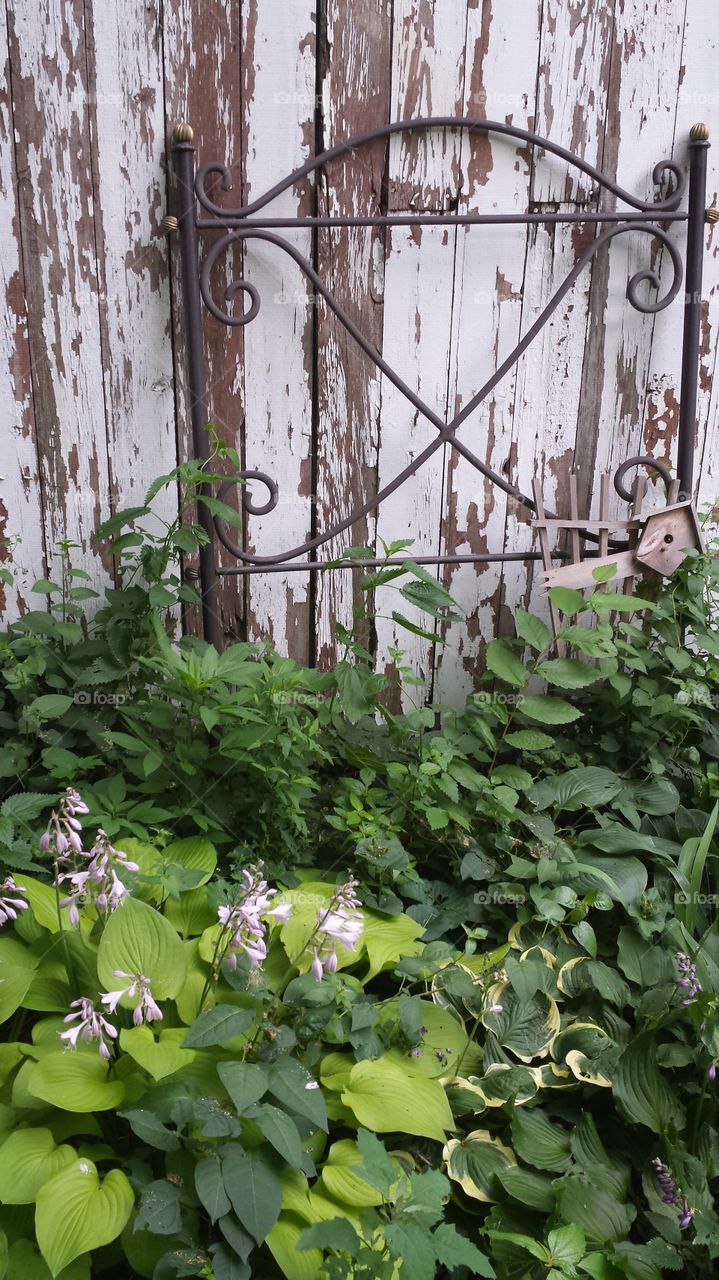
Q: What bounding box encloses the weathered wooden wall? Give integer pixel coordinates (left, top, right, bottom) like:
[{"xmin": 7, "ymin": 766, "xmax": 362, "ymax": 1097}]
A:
[{"xmin": 1, "ymin": 0, "xmax": 717, "ymax": 699}]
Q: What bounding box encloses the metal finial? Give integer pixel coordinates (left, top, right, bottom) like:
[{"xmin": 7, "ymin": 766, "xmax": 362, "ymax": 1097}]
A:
[
  {"xmin": 706, "ymin": 206, "xmax": 719, "ymax": 225},
  {"xmin": 173, "ymin": 122, "xmax": 194, "ymax": 144},
  {"xmin": 158, "ymin": 214, "xmax": 179, "ymax": 235},
  {"xmin": 690, "ymin": 122, "xmax": 710, "ymax": 142}
]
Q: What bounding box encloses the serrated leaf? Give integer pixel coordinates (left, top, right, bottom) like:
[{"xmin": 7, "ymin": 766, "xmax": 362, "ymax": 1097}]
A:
[
  {"xmin": 515, "ymin": 610, "xmax": 551, "ymax": 653},
  {"xmin": 431, "ymin": 1224, "xmax": 494, "ymax": 1277},
  {"xmin": 485, "ymin": 640, "xmax": 528, "ymax": 688},
  {"xmin": 538, "ymin": 658, "xmax": 601, "ymax": 690},
  {"xmin": 517, "ymin": 696, "xmax": 582, "ymax": 725}
]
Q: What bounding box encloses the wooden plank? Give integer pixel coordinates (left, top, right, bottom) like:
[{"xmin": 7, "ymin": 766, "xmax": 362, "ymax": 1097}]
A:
[
  {"xmin": 583, "ymin": 0, "xmax": 687, "ymax": 527},
  {"xmin": 435, "ymin": 0, "xmax": 542, "ymax": 703},
  {"xmin": 85, "ymin": 1, "xmax": 177, "ymax": 541},
  {"xmin": 644, "ymin": 0, "xmax": 719, "ymax": 515},
  {"xmin": 6, "ymin": 0, "xmax": 113, "ymax": 591},
  {"xmin": 162, "ymin": 0, "xmax": 244, "ymax": 640},
  {"xmin": 499, "ymin": 0, "xmax": 617, "ymax": 634},
  {"xmin": 373, "ymin": 0, "xmax": 469, "ymax": 705},
  {"xmin": 240, "ymin": 0, "xmax": 316, "ymax": 663},
  {"xmin": 313, "ymin": 0, "xmax": 391, "ymax": 669},
  {"xmin": 0, "ymin": 4, "xmax": 45, "ymax": 619}
]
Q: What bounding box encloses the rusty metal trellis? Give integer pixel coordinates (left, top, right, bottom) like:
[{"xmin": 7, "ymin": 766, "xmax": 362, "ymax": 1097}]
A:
[{"xmin": 168, "ymin": 117, "xmax": 713, "ymax": 650}]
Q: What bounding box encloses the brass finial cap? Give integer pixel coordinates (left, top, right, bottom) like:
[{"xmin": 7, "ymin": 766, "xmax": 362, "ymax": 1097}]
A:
[
  {"xmin": 159, "ymin": 214, "xmax": 179, "ymax": 235},
  {"xmin": 707, "ymin": 206, "xmax": 719, "ymax": 225},
  {"xmin": 173, "ymin": 122, "xmax": 194, "ymax": 144},
  {"xmin": 690, "ymin": 122, "xmax": 710, "ymax": 142}
]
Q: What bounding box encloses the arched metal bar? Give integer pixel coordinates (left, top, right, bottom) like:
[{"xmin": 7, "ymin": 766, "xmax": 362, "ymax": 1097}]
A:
[
  {"xmin": 195, "ymin": 117, "xmax": 685, "ymax": 222},
  {"xmin": 613, "ymin": 456, "xmax": 674, "ymax": 503},
  {"xmin": 204, "ymin": 220, "xmax": 683, "ymax": 565}
]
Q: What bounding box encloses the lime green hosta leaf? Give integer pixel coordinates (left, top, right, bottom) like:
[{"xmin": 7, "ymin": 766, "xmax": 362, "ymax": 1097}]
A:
[
  {"xmin": 163, "ymin": 885, "xmax": 216, "ymax": 937},
  {"xmin": 96, "ymin": 896, "xmax": 186, "ymax": 1001},
  {"xmin": 277, "ymin": 883, "xmax": 357, "ymax": 972},
  {"xmin": 162, "ymin": 837, "xmax": 217, "ymax": 886},
  {"xmin": 0, "ymin": 936, "xmax": 39, "ymax": 1021},
  {"xmin": 443, "ymin": 1130, "xmax": 516, "ymax": 1202},
  {"xmin": 121, "ymin": 837, "xmax": 216, "ymax": 904},
  {"xmin": 268, "ymin": 1215, "xmax": 323, "ymax": 1280},
  {"xmin": 27, "ymin": 1052, "xmax": 124, "ymax": 1113},
  {"xmin": 0, "ymin": 1128, "xmax": 76, "ymax": 1203},
  {"xmin": 380, "ymin": 999, "xmax": 480, "ymax": 1079},
  {"xmin": 361, "ymin": 910, "xmax": 424, "ymax": 980},
  {"xmin": 613, "ymin": 1035, "xmax": 685, "ymax": 1134},
  {"xmin": 36, "ymin": 1158, "xmax": 134, "ymax": 1277},
  {"xmin": 341, "ymin": 1059, "xmax": 453, "ymax": 1143},
  {"xmin": 119, "ymin": 1026, "xmax": 196, "ymax": 1082},
  {"xmin": 319, "ymin": 1139, "xmax": 389, "ymax": 1208},
  {"xmin": 20, "ymin": 878, "xmax": 62, "ymax": 933},
  {"xmin": 7, "ymin": 1238, "xmax": 90, "ymax": 1280}
]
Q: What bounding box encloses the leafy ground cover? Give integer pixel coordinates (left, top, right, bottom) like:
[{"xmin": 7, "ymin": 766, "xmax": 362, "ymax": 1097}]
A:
[{"xmin": 0, "ymin": 450, "xmax": 718, "ymax": 1278}]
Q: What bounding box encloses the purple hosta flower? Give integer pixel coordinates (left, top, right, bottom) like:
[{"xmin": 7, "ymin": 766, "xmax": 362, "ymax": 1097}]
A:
[
  {"xmin": 59, "ymin": 997, "xmax": 118, "ymax": 1060},
  {"xmin": 652, "ymin": 1158, "xmax": 695, "ymax": 1231},
  {"xmin": 675, "ymin": 951, "xmax": 702, "ymax": 1005},
  {"xmin": 217, "ymin": 866, "xmax": 292, "ymax": 971},
  {"xmin": 709, "ymin": 1062, "xmax": 717, "ymax": 1082},
  {"xmin": 486, "ymin": 1003, "xmax": 504, "ymax": 1015},
  {"xmin": 310, "ymin": 878, "xmax": 363, "ymax": 982},
  {"xmin": 58, "ymin": 829, "xmax": 138, "ymax": 924},
  {"xmin": 40, "ymin": 787, "xmax": 89, "ymax": 861},
  {"xmin": 0, "ymin": 876, "xmax": 28, "ymax": 927},
  {"xmin": 101, "ymin": 971, "xmax": 162, "ymax": 1025}
]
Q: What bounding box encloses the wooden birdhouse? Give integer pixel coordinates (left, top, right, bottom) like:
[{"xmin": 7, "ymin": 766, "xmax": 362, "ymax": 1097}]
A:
[{"xmin": 634, "ymin": 501, "xmax": 704, "ymax": 576}]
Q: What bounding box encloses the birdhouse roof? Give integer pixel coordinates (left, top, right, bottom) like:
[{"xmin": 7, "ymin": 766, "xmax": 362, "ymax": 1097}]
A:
[{"xmin": 640, "ymin": 501, "xmax": 705, "ymax": 553}]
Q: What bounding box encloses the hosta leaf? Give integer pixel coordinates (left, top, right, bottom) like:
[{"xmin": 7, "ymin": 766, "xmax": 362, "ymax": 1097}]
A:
[
  {"xmin": 482, "ymin": 989, "xmax": 560, "ymax": 1062},
  {"xmin": 497, "ymin": 1165, "xmax": 556, "ymax": 1212},
  {"xmin": 531, "ymin": 766, "xmax": 621, "ymax": 812},
  {"xmin": 0, "ymin": 936, "xmax": 39, "ymax": 1021},
  {"xmin": 443, "ymin": 1130, "xmax": 516, "ymax": 1202},
  {"xmin": 510, "ymin": 1108, "xmax": 572, "ymax": 1172},
  {"xmin": 119, "ymin": 1026, "xmax": 195, "ymax": 1081},
  {"xmin": 319, "ymin": 1139, "xmax": 387, "ymax": 1208},
  {"xmin": 268, "ymin": 1215, "xmax": 324, "ymax": 1280},
  {"xmin": 361, "ymin": 910, "xmax": 424, "ymax": 979},
  {"xmin": 96, "ymin": 896, "xmax": 186, "ymax": 1001},
  {"xmin": 556, "ymin": 1169, "xmax": 635, "ymax": 1243},
  {"xmin": 27, "ymin": 1052, "xmax": 125, "ymax": 1113},
  {"xmin": 35, "ymin": 1158, "xmax": 134, "ymax": 1276},
  {"xmin": 614, "ymin": 1035, "xmax": 685, "ymax": 1134},
  {"xmin": 20, "ymin": 877, "xmax": 62, "ymax": 933},
  {"xmin": 0, "ymin": 1127, "xmax": 76, "ymax": 1203},
  {"xmin": 342, "ymin": 1059, "xmax": 453, "ymax": 1142}
]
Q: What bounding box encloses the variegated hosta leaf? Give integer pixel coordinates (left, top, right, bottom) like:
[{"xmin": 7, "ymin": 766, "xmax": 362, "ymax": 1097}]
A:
[
  {"xmin": 443, "ymin": 1131, "xmax": 516, "ymax": 1202},
  {"xmin": 481, "ymin": 987, "xmax": 561, "ymax": 1063},
  {"xmin": 564, "ymin": 1050, "xmax": 613, "ymax": 1087}
]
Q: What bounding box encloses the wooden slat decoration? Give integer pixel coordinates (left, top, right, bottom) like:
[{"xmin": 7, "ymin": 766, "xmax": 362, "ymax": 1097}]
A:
[
  {"xmin": 240, "ymin": 0, "xmax": 316, "ymax": 663},
  {"xmin": 0, "ymin": 4, "xmax": 46, "ymax": 617},
  {"xmin": 0, "ymin": 1, "xmax": 716, "ymax": 692}
]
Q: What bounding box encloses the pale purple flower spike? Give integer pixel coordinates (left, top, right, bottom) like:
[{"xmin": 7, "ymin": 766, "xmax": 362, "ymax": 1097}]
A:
[
  {"xmin": 58, "ymin": 828, "xmax": 138, "ymax": 924},
  {"xmin": 0, "ymin": 876, "xmax": 28, "ymax": 927},
  {"xmin": 311, "ymin": 878, "xmax": 363, "ymax": 981},
  {"xmin": 101, "ymin": 971, "xmax": 163, "ymax": 1025},
  {"xmin": 675, "ymin": 951, "xmax": 702, "ymax": 1005},
  {"xmin": 60, "ymin": 997, "xmax": 118, "ymax": 1060},
  {"xmin": 41, "ymin": 788, "xmax": 89, "ymax": 860},
  {"xmin": 652, "ymin": 1157, "xmax": 695, "ymax": 1231},
  {"xmin": 217, "ymin": 866, "xmax": 293, "ymax": 971}
]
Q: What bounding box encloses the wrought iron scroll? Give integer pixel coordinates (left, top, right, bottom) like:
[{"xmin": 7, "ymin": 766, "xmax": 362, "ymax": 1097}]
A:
[{"xmin": 169, "ymin": 117, "xmax": 712, "ymax": 649}]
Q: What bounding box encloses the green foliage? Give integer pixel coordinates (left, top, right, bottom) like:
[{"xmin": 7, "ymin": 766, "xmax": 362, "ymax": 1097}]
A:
[{"xmin": 1, "ymin": 471, "xmax": 719, "ymax": 1275}]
